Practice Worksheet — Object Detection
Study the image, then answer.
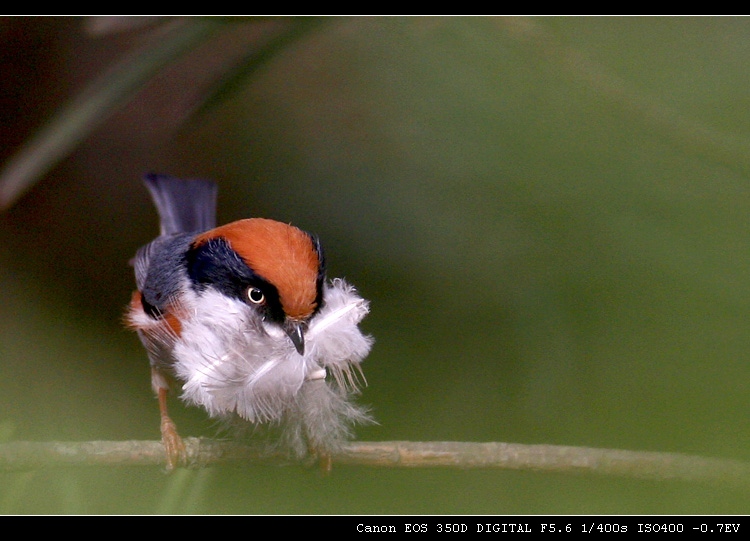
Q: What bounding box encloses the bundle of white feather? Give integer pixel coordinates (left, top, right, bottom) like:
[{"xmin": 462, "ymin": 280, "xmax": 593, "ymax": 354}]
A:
[{"xmin": 172, "ymin": 277, "xmax": 374, "ymax": 457}]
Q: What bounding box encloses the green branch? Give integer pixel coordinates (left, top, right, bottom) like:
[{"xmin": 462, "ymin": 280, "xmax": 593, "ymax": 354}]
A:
[{"xmin": 1, "ymin": 438, "xmax": 748, "ymax": 489}]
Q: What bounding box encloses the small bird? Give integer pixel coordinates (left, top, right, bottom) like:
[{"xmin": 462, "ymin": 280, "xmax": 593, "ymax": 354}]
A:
[{"xmin": 126, "ymin": 174, "xmax": 373, "ymax": 470}]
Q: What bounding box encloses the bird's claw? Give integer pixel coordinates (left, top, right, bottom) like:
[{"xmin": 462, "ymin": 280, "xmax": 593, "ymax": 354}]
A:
[
  {"xmin": 161, "ymin": 415, "xmax": 187, "ymax": 472},
  {"xmin": 318, "ymin": 453, "xmax": 332, "ymax": 475}
]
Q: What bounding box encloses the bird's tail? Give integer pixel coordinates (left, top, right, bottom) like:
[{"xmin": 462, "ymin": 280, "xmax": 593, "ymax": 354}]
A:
[{"xmin": 144, "ymin": 173, "xmax": 218, "ymax": 235}]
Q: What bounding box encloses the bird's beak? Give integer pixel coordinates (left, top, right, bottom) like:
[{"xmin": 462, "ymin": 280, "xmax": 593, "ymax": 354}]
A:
[{"xmin": 284, "ymin": 320, "xmax": 306, "ymax": 355}]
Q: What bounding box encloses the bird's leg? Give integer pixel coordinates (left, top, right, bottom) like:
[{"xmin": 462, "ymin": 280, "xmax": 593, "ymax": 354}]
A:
[
  {"xmin": 304, "ymin": 435, "xmax": 333, "ymax": 474},
  {"xmin": 317, "ymin": 452, "xmax": 333, "ymax": 474},
  {"xmin": 158, "ymin": 386, "xmax": 186, "ymax": 471},
  {"xmin": 304, "ymin": 440, "xmax": 333, "ymax": 474}
]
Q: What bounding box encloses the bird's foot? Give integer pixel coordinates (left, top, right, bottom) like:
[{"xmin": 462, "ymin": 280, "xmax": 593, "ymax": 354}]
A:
[{"xmin": 161, "ymin": 415, "xmax": 187, "ymax": 472}]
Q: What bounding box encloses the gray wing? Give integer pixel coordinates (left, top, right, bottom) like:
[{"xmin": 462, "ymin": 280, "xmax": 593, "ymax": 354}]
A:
[
  {"xmin": 134, "ymin": 234, "xmax": 195, "ymax": 313},
  {"xmin": 132, "ymin": 242, "xmax": 153, "ymax": 292}
]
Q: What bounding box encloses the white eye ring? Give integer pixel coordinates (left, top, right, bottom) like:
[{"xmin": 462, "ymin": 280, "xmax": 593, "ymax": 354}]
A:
[{"xmin": 247, "ymin": 287, "xmax": 265, "ymax": 304}]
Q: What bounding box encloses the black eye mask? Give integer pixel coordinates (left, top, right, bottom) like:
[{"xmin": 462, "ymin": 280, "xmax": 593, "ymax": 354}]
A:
[{"xmin": 185, "ymin": 236, "xmax": 285, "ymax": 324}]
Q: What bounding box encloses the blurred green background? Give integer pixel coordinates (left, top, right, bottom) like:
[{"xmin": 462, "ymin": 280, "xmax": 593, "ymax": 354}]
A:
[{"xmin": 2, "ymin": 16, "xmax": 750, "ymax": 514}]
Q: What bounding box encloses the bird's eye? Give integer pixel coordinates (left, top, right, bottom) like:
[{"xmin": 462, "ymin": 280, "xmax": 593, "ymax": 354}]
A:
[{"xmin": 247, "ymin": 287, "xmax": 265, "ymax": 304}]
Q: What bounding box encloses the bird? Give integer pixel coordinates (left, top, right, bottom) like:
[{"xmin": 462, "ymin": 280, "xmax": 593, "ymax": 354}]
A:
[{"xmin": 126, "ymin": 173, "xmax": 373, "ymax": 471}]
